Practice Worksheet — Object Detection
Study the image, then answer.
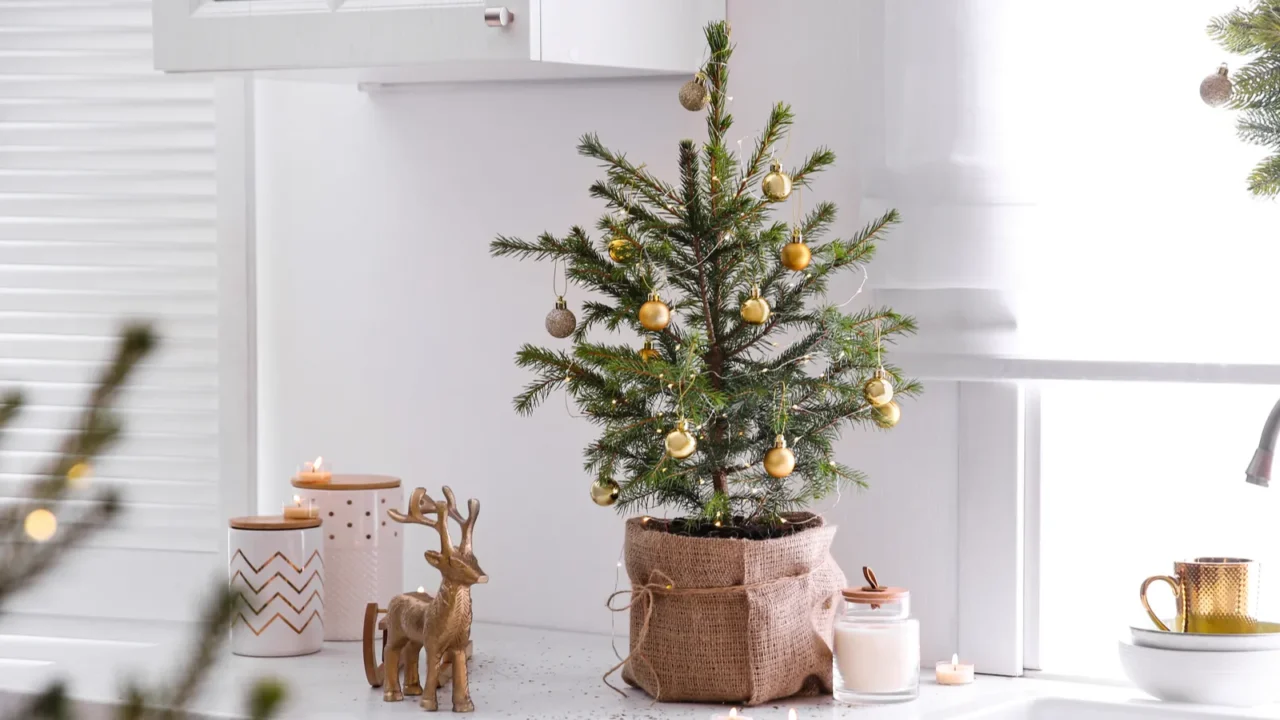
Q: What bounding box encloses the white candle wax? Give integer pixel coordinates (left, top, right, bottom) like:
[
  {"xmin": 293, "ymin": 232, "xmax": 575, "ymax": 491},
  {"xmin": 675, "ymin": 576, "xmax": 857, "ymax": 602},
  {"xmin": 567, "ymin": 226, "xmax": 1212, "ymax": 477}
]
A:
[
  {"xmin": 935, "ymin": 654, "xmax": 975, "ymax": 685},
  {"xmin": 834, "ymin": 621, "xmax": 920, "ymax": 694}
]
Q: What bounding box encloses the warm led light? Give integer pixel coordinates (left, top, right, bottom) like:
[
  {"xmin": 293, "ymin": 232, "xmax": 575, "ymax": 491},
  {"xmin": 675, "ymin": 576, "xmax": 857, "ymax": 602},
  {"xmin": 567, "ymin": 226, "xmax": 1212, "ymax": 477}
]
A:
[
  {"xmin": 66, "ymin": 462, "xmax": 91, "ymax": 488},
  {"xmin": 24, "ymin": 508, "xmax": 56, "ymax": 542}
]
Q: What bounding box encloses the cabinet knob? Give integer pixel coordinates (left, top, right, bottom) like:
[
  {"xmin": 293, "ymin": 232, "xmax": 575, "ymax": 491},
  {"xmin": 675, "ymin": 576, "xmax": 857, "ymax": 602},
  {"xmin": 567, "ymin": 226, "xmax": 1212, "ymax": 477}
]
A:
[{"xmin": 484, "ymin": 7, "xmax": 513, "ymax": 27}]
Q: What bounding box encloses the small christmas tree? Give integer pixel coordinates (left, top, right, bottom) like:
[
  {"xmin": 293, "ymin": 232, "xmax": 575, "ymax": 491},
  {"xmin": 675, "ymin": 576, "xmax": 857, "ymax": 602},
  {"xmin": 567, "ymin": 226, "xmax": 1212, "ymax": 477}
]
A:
[
  {"xmin": 491, "ymin": 22, "xmax": 918, "ymax": 532},
  {"xmin": 1208, "ymin": 2, "xmax": 1280, "ymax": 196}
]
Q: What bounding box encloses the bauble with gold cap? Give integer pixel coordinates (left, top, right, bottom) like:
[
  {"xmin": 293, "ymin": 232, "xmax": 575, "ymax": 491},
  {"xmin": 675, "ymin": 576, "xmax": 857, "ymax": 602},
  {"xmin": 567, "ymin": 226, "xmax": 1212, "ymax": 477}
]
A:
[
  {"xmin": 665, "ymin": 419, "xmax": 697, "ymax": 459},
  {"xmin": 873, "ymin": 400, "xmax": 901, "ymax": 429},
  {"xmin": 763, "ymin": 434, "xmax": 796, "ymax": 479},
  {"xmin": 638, "ymin": 338, "xmax": 661, "ymax": 362},
  {"xmin": 608, "ymin": 236, "xmax": 637, "ymax": 263},
  {"xmin": 863, "ymin": 369, "xmax": 894, "ymax": 408},
  {"xmin": 761, "ymin": 159, "xmax": 792, "ymax": 201},
  {"xmin": 590, "ymin": 478, "xmax": 620, "ymax": 507},
  {"xmin": 638, "ymin": 292, "xmax": 671, "ymax": 332},
  {"xmin": 780, "ymin": 228, "xmax": 811, "ymax": 272},
  {"xmin": 740, "ymin": 285, "xmax": 771, "ymax": 325},
  {"xmin": 678, "ymin": 74, "xmax": 710, "ymax": 112}
]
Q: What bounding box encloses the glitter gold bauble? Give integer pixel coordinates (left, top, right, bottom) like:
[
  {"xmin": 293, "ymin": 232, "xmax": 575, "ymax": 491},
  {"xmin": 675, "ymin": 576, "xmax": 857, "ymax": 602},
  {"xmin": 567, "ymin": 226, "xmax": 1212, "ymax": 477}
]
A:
[
  {"xmin": 1201, "ymin": 63, "xmax": 1232, "ymax": 107},
  {"xmin": 665, "ymin": 419, "xmax": 697, "ymax": 459},
  {"xmin": 780, "ymin": 229, "xmax": 811, "ymax": 272},
  {"xmin": 638, "ymin": 292, "xmax": 671, "ymax": 332},
  {"xmin": 873, "ymin": 400, "xmax": 901, "ymax": 429},
  {"xmin": 590, "ymin": 479, "xmax": 620, "ymax": 507},
  {"xmin": 608, "ymin": 236, "xmax": 637, "ymax": 263},
  {"xmin": 545, "ymin": 296, "xmax": 576, "ymax": 338},
  {"xmin": 638, "ymin": 338, "xmax": 661, "ymax": 362},
  {"xmin": 24, "ymin": 508, "xmax": 56, "ymax": 542},
  {"xmin": 761, "ymin": 160, "xmax": 793, "ymax": 201},
  {"xmin": 863, "ymin": 371, "xmax": 894, "ymax": 408},
  {"xmin": 763, "ymin": 434, "xmax": 796, "ymax": 479},
  {"xmin": 678, "ymin": 75, "xmax": 710, "ymax": 112},
  {"xmin": 740, "ymin": 285, "xmax": 771, "ymax": 325}
]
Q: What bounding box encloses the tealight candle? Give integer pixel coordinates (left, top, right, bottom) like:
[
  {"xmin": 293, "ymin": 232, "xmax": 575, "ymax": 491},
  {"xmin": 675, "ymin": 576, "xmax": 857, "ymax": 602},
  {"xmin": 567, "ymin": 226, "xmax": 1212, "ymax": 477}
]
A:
[
  {"xmin": 282, "ymin": 495, "xmax": 317, "ymax": 520},
  {"xmin": 935, "ymin": 654, "xmax": 975, "ymax": 685},
  {"xmin": 709, "ymin": 709, "xmax": 750, "ymax": 720},
  {"xmin": 294, "ymin": 456, "xmax": 332, "ymax": 484}
]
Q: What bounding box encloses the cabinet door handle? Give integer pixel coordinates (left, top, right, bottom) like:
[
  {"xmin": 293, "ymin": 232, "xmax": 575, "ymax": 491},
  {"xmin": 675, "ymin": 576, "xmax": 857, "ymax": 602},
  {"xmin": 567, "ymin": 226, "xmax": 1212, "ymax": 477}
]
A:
[{"xmin": 484, "ymin": 7, "xmax": 513, "ymax": 27}]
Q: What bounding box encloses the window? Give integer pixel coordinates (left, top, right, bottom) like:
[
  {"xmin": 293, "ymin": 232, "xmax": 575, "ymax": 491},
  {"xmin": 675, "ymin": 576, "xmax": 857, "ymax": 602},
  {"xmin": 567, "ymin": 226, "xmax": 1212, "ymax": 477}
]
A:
[
  {"xmin": 0, "ymin": 0, "xmax": 221, "ymax": 624},
  {"xmin": 1034, "ymin": 382, "xmax": 1280, "ymax": 677}
]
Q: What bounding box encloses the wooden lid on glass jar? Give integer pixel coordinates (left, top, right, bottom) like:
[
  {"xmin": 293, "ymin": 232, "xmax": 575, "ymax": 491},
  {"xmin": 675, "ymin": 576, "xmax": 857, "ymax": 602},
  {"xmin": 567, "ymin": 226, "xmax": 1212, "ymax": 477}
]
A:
[
  {"xmin": 842, "ymin": 586, "xmax": 909, "ymax": 604},
  {"xmin": 842, "ymin": 566, "xmax": 908, "ymax": 603},
  {"xmin": 228, "ymin": 515, "xmax": 322, "ymax": 531},
  {"xmin": 290, "ymin": 474, "xmax": 401, "ymax": 491}
]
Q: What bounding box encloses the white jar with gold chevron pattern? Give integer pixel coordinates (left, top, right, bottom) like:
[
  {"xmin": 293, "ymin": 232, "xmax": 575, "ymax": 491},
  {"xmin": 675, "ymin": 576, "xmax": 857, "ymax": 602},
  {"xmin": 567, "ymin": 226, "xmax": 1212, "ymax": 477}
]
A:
[{"xmin": 228, "ymin": 515, "xmax": 325, "ymax": 657}]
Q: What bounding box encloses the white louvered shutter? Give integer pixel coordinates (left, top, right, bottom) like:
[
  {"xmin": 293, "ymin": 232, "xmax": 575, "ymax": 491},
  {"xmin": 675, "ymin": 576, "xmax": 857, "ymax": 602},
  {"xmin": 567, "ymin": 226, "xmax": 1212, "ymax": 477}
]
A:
[{"xmin": 0, "ymin": 0, "xmax": 219, "ymax": 623}]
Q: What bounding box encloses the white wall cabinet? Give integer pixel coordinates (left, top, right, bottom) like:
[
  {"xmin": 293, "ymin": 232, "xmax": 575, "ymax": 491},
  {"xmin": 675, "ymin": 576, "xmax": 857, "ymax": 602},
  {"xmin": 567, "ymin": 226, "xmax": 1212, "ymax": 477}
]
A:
[{"xmin": 154, "ymin": 0, "xmax": 725, "ymax": 85}]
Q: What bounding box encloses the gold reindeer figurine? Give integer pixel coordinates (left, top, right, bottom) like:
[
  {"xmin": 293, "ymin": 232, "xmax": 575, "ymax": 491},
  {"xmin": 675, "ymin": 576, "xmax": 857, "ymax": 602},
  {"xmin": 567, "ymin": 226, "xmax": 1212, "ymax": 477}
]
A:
[{"xmin": 366, "ymin": 486, "xmax": 486, "ymax": 712}]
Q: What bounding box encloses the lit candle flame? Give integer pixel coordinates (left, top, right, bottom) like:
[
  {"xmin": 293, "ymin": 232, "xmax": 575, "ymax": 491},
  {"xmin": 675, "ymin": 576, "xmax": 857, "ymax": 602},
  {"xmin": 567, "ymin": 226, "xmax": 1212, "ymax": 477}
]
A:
[
  {"xmin": 417, "ymin": 586, "xmax": 425, "ymax": 593},
  {"xmin": 312, "ymin": 456, "xmax": 324, "ymax": 472},
  {"xmin": 293, "ymin": 494, "xmax": 301, "ymax": 506},
  {"xmin": 728, "ymin": 710, "xmax": 738, "ymax": 719},
  {"xmin": 787, "ymin": 710, "xmax": 797, "ymax": 720},
  {"xmin": 952, "ymin": 653, "xmax": 959, "ymax": 670}
]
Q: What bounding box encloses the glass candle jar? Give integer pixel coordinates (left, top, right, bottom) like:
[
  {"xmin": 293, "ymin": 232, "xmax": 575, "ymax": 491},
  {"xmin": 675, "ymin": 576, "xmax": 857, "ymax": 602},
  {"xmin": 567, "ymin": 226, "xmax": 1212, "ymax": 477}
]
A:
[{"xmin": 833, "ymin": 584, "xmax": 919, "ymax": 704}]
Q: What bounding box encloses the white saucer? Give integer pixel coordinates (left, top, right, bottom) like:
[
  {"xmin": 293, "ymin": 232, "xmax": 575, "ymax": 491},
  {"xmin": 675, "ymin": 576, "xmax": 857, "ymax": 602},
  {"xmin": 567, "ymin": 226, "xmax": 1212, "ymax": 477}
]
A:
[
  {"xmin": 1119, "ymin": 639, "xmax": 1280, "ymax": 706},
  {"xmin": 1130, "ymin": 619, "xmax": 1280, "ymax": 651}
]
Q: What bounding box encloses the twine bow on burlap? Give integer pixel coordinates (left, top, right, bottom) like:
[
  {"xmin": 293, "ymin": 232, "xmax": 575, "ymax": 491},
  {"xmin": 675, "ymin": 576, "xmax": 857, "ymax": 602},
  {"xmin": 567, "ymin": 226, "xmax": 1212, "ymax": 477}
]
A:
[
  {"xmin": 603, "ymin": 568, "xmax": 812, "ymax": 699},
  {"xmin": 604, "ymin": 569, "xmax": 674, "ymax": 699}
]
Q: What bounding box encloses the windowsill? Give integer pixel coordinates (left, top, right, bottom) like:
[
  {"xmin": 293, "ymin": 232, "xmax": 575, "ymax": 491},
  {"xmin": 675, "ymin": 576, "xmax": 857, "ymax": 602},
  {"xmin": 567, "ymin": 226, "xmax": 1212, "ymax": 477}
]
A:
[{"xmin": 0, "ymin": 620, "xmax": 1273, "ymax": 719}]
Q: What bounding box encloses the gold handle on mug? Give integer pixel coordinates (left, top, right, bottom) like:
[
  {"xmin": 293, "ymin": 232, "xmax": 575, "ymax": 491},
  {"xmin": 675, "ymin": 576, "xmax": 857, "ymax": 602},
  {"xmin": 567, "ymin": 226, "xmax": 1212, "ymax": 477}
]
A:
[{"xmin": 1140, "ymin": 575, "xmax": 1180, "ymax": 632}]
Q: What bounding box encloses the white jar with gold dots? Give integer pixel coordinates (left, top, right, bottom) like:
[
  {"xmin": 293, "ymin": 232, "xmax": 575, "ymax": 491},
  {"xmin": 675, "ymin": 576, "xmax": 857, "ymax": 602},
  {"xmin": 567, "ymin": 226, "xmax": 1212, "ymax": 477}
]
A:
[{"xmin": 292, "ymin": 474, "xmax": 402, "ymax": 641}]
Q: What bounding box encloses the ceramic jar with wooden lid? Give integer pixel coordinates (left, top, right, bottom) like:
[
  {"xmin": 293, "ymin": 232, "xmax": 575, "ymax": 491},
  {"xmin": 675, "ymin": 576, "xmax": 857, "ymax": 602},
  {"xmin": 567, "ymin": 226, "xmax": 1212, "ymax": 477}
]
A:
[
  {"xmin": 292, "ymin": 474, "xmax": 403, "ymax": 641},
  {"xmin": 228, "ymin": 515, "xmax": 325, "ymax": 657}
]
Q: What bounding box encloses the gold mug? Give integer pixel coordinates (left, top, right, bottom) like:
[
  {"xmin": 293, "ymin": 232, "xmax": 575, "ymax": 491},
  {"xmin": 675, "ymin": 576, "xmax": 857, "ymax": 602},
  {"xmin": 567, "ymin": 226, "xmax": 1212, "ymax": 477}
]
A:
[{"xmin": 1140, "ymin": 557, "xmax": 1260, "ymax": 633}]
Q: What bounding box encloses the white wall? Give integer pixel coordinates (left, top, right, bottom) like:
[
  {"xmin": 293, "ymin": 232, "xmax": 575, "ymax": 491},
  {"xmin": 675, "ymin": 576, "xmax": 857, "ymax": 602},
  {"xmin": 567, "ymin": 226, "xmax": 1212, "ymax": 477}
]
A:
[{"xmin": 254, "ymin": 0, "xmax": 969, "ymax": 665}]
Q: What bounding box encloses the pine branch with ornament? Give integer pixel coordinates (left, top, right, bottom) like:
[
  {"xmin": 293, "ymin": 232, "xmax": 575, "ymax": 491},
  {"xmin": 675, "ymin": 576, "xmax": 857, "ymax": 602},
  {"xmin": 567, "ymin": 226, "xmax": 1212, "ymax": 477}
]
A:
[
  {"xmin": 1207, "ymin": 1, "xmax": 1280, "ymax": 196},
  {"xmin": 491, "ymin": 21, "xmax": 919, "ymax": 533}
]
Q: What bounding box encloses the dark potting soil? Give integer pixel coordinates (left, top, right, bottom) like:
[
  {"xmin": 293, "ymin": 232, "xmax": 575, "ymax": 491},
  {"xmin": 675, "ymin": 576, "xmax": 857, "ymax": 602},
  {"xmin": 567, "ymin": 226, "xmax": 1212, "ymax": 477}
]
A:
[{"xmin": 642, "ymin": 515, "xmax": 816, "ymax": 540}]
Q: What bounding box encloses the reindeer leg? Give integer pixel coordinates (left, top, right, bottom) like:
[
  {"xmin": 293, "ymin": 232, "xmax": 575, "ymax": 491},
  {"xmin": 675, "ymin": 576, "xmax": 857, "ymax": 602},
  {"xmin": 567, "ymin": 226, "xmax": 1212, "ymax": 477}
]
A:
[
  {"xmin": 383, "ymin": 641, "xmax": 404, "ymax": 702},
  {"xmin": 451, "ymin": 647, "xmax": 474, "ymax": 713},
  {"xmin": 402, "ymin": 641, "xmax": 423, "ymax": 696},
  {"xmin": 420, "ymin": 647, "xmax": 440, "ymax": 712}
]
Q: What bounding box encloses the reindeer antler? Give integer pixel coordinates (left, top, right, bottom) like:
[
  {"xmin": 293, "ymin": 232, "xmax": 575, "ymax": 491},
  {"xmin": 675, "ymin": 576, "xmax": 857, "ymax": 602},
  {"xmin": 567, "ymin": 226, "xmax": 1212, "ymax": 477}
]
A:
[
  {"xmin": 441, "ymin": 486, "xmax": 479, "ymax": 554},
  {"xmin": 389, "ymin": 487, "xmax": 454, "ymax": 557}
]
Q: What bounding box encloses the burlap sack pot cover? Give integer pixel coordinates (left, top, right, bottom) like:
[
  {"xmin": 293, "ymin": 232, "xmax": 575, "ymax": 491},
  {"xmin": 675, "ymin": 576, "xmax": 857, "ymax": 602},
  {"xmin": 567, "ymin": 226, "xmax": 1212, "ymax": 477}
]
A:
[{"xmin": 619, "ymin": 513, "xmax": 845, "ymax": 705}]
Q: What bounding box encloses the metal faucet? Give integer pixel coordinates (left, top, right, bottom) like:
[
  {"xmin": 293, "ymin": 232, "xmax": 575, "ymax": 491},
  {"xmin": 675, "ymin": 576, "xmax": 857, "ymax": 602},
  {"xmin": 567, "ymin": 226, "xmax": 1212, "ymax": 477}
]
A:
[{"xmin": 1246, "ymin": 398, "xmax": 1280, "ymax": 487}]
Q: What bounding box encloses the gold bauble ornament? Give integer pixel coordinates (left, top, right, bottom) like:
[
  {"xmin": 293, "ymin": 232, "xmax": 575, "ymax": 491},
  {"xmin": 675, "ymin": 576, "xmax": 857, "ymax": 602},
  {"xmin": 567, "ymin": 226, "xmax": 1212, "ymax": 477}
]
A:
[
  {"xmin": 863, "ymin": 370, "xmax": 894, "ymax": 408},
  {"xmin": 590, "ymin": 479, "xmax": 620, "ymax": 507},
  {"xmin": 608, "ymin": 236, "xmax": 637, "ymax": 263},
  {"xmin": 761, "ymin": 159, "xmax": 793, "ymax": 201},
  {"xmin": 763, "ymin": 434, "xmax": 796, "ymax": 479},
  {"xmin": 638, "ymin": 292, "xmax": 671, "ymax": 331},
  {"xmin": 1201, "ymin": 63, "xmax": 1232, "ymax": 107},
  {"xmin": 740, "ymin": 285, "xmax": 771, "ymax": 325},
  {"xmin": 678, "ymin": 75, "xmax": 710, "ymax": 112},
  {"xmin": 665, "ymin": 419, "xmax": 697, "ymax": 459},
  {"xmin": 638, "ymin": 338, "xmax": 661, "ymax": 362},
  {"xmin": 780, "ymin": 229, "xmax": 811, "ymax": 272},
  {"xmin": 873, "ymin": 400, "xmax": 901, "ymax": 429},
  {"xmin": 545, "ymin": 296, "xmax": 576, "ymax": 338}
]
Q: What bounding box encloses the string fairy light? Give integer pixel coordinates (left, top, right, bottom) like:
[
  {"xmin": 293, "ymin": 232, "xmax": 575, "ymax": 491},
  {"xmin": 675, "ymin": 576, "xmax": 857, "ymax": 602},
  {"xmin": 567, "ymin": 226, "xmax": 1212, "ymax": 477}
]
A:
[{"xmin": 24, "ymin": 508, "xmax": 56, "ymax": 542}]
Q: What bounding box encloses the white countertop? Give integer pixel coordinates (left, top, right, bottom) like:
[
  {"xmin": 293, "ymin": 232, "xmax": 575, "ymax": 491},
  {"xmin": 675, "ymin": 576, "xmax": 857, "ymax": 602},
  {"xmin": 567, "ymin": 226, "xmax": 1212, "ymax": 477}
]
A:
[{"xmin": 0, "ymin": 619, "xmax": 1276, "ymax": 719}]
